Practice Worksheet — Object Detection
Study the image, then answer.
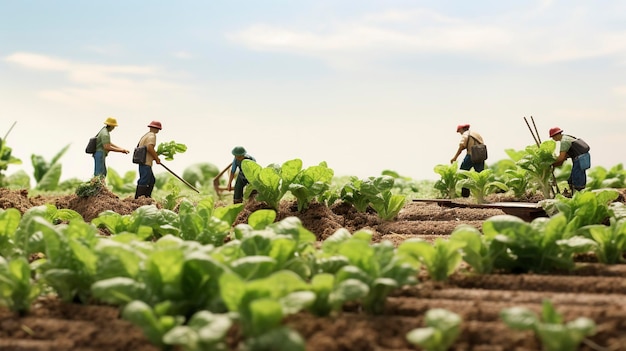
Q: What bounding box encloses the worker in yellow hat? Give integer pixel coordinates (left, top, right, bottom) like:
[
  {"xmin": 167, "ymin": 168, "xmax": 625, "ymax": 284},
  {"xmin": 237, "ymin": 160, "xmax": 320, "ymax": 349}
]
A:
[{"xmin": 93, "ymin": 117, "xmax": 129, "ymax": 177}]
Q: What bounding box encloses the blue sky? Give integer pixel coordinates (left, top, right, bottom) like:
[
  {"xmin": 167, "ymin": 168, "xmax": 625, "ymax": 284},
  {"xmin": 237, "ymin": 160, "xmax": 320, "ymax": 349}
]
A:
[{"xmin": 2, "ymin": 0, "xmax": 625, "ymax": 183}]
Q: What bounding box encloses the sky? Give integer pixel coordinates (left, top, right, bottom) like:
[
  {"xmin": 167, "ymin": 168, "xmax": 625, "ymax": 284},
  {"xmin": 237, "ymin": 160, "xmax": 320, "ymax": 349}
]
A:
[{"xmin": 2, "ymin": 0, "xmax": 625, "ymax": 184}]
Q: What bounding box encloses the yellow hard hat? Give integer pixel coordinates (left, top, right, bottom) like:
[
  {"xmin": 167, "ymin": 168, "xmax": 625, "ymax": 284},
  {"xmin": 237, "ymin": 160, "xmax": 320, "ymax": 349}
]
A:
[{"xmin": 104, "ymin": 117, "xmax": 118, "ymax": 127}]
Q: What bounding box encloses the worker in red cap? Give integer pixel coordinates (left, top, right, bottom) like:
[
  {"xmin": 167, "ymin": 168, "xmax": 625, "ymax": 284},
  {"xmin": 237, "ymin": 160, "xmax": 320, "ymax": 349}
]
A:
[
  {"xmin": 450, "ymin": 123, "xmax": 486, "ymax": 197},
  {"xmin": 92, "ymin": 117, "xmax": 130, "ymax": 177},
  {"xmin": 135, "ymin": 121, "xmax": 162, "ymax": 198},
  {"xmin": 549, "ymin": 127, "xmax": 591, "ymax": 194}
]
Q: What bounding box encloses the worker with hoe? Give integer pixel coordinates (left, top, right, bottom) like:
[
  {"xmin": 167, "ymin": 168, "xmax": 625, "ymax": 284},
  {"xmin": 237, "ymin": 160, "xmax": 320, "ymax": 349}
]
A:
[
  {"xmin": 227, "ymin": 146, "xmax": 256, "ymax": 204},
  {"xmin": 549, "ymin": 126, "xmax": 591, "ymax": 194},
  {"xmin": 451, "ymin": 123, "xmax": 486, "ymax": 197},
  {"xmin": 93, "ymin": 117, "xmax": 129, "ymax": 177},
  {"xmin": 135, "ymin": 120, "xmax": 162, "ymax": 199}
]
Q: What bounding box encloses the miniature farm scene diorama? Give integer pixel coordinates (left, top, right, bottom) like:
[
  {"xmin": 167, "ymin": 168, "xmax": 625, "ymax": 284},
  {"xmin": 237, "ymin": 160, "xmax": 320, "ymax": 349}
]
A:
[{"xmin": 1, "ymin": 119, "xmax": 626, "ymax": 351}]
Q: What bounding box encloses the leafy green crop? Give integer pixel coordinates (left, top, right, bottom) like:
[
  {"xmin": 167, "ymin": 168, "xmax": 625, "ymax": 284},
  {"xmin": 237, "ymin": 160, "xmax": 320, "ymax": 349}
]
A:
[
  {"xmin": 177, "ymin": 197, "xmax": 242, "ymax": 246},
  {"xmin": 0, "ymin": 208, "xmax": 21, "ymax": 259},
  {"xmin": 449, "ymin": 224, "xmax": 507, "ymax": 274},
  {"xmin": 288, "ymin": 162, "xmax": 334, "ymax": 212},
  {"xmin": 406, "ymin": 308, "xmax": 462, "ymax": 351},
  {"xmin": 157, "ymin": 141, "xmax": 188, "ymax": 161},
  {"xmin": 340, "ymin": 176, "xmax": 406, "ymax": 220},
  {"xmin": 182, "ymin": 163, "xmax": 220, "ymax": 189},
  {"xmin": 482, "ymin": 214, "xmax": 596, "ymax": 273},
  {"xmin": 76, "ymin": 176, "xmax": 107, "ymax": 197},
  {"xmin": 516, "ymin": 141, "xmax": 557, "ymax": 199},
  {"xmin": 586, "ymin": 163, "xmax": 626, "ymax": 190},
  {"xmin": 541, "ymin": 189, "xmax": 619, "ymax": 232},
  {"xmin": 0, "ymin": 256, "xmax": 40, "ymax": 315},
  {"xmin": 397, "ymin": 238, "xmax": 464, "ymax": 281},
  {"xmin": 163, "ymin": 310, "xmax": 232, "ymax": 351},
  {"xmin": 321, "ymin": 229, "xmax": 418, "ymax": 314},
  {"xmin": 106, "ymin": 168, "xmax": 137, "ymax": 193},
  {"xmin": 500, "ymin": 300, "xmax": 596, "ymax": 351},
  {"xmin": 503, "ymin": 168, "xmax": 531, "ymax": 199},
  {"xmin": 39, "ymin": 219, "xmax": 100, "ymax": 303},
  {"xmin": 579, "ymin": 217, "xmax": 626, "ymax": 264},
  {"xmin": 0, "ymin": 134, "xmax": 22, "ymax": 187},
  {"xmin": 122, "ymin": 300, "xmax": 185, "ymax": 348},
  {"xmin": 307, "ymin": 272, "xmax": 368, "ymax": 316},
  {"xmin": 457, "ymin": 169, "xmax": 508, "ymax": 204},
  {"xmin": 219, "ymin": 270, "xmax": 313, "ymax": 350},
  {"xmin": 242, "ymin": 159, "xmax": 302, "ymax": 210},
  {"xmin": 32, "ymin": 144, "xmax": 70, "ymax": 191},
  {"xmin": 434, "ymin": 162, "xmax": 461, "ymax": 199}
]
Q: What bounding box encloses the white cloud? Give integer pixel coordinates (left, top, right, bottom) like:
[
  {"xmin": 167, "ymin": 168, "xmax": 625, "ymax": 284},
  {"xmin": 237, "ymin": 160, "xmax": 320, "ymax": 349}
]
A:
[
  {"xmin": 4, "ymin": 52, "xmax": 183, "ymax": 108},
  {"xmin": 229, "ymin": 5, "xmax": 626, "ymax": 66}
]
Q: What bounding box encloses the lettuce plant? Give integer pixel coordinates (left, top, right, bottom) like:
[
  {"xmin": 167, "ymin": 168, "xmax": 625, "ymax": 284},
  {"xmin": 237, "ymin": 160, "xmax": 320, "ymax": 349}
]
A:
[
  {"xmin": 122, "ymin": 300, "xmax": 185, "ymax": 348},
  {"xmin": 541, "ymin": 189, "xmax": 619, "ymax": 232},
  {"xmin": 31, "ymin": 144, "xmax": 70, "ymax": 191},
  {"xmin": 163, "ymin": 310, "xmax": 232, "ymax": 351},
  {"xmin": 457, "ymin": 169, "xmax": 508, "ymax": 204},
  {"xmin": 0, "ymin": 256, "xmax": 41, "ymax": 315},
  {"xmin": 449, "ymin": 224, "xmax": 508, "ymax": 274},
  {"xmin": 0, "ymin": 134, "xmax": 22, "ymax": 187},
  {"xmin": 177, "ymin": 197, "xmax": 243, "ymax": 246},
  {"xmin": 0, "ymin": 208, "xmax": 21, "ymax": 259},
  {"xmin": 242, "ymin": 159, "xmax": 302, "ymax": 210},
  {"xmin": 307, "ymin": 272, "xmax": 368, "ymax": 316},
  {"xmin": 340, "ymin": 176, "xmax": 406, "ymax": 220},
  {"xmin": 579, "ymin": 218, "xmax": 626, "ymax": 264},
  {"xmin": 406, "ymin": 308, "xmax": 462, "ymax": 351},
  {"xmin": 433, "ymin": 162, "xmax": 461, "ymax": 199},
  {"xmin": 156, "ymin": 141, "xmax": 187, "ymax": 161},
  {"xmin": 482, "ymin": 214, "xmax": 596, "ymax": 273},
  {"xmin": 10, "ymin": 205, "xmax": 80, "ymax": 259},
  {"xmin": 586, "ymin": 163, "xmax": 626, "ymax": 190},
  {"xmin": 397, "ymin": 238, "xmax": 464, "ymax": 281},
  {"xmin": 339, "ymin": 177, "xmax": 371, "ymax": 212},
  {"xmin": 503, "ymin": 168, "xmax": 531, "ymax": 199},
  {"xmin": 182, "ymin": 162, "xmax": 220, "ymax": 189},
  {"xmin": 219, "ymin": 270, "xmax": 313, "ymax": 350},
  {"xmin": 321, "ymin": 229, "xmax": 418, "ymax": 314},
  {"xmin": 516, "ymin": 141, "xmax": 557, "ymax": 199},
  {"xmin": 106, "ymin": 168, "xmax": 137, "ymax": 193},
  {"xmin": 92, "ymin": 235, "xmax": 230, "ymax": 318},
  {"xmin": 92, "ymin": 205, "xmax": 181, "ymax": 239},
  {"xmin": 500, "ymin": 300, "xmax": 596, "ymax": 351},
  {"xmin": 39, "ymin": 219, "xmax": 100, "ymax": 303},
  {"xmin": 231, "ymin": 216, "xmax": 317, "ymax": 280},
  {"xmin": 288, "ymin": 161, "xmax": 334, "ymax": 212}
]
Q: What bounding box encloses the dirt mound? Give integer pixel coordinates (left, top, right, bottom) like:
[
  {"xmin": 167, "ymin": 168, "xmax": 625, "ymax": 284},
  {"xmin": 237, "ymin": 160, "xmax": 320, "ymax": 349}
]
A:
[
  {"xmin": 1, "ymin": 188, "xmax": 158, "ymax": 223},
  {"xmin": 0, "ymin": 188, "xmax": 37, "ymax": 213}
]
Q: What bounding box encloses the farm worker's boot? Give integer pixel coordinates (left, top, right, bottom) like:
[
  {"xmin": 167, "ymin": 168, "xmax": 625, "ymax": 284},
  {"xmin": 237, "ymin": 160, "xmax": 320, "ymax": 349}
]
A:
[
  {"xmin": 461, "ymin": 187, "xmax": 470, "ymax": 198},
  {"xmin": 134, "ymin": 185, "xmax": 150, "ymax": 199},
  {"xmin": 233, "ymin": 198, "xmax": 243, "ymax": 204},
  {"xmin": 146, "ymin": 184, "xmax": 154, "ymax": 198}
]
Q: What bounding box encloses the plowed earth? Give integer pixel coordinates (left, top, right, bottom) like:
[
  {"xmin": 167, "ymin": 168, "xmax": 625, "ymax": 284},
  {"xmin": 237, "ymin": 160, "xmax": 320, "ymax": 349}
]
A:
[{"xmin": 1, "ymin": 187, "xmax": 625, "ymax": 351}]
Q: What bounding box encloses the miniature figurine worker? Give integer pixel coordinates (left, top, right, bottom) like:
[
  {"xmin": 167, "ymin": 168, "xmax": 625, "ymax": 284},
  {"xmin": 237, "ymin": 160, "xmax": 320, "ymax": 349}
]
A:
[{"xmin": 93, "ymin": 117, "xmax": 129, "ymax": 177}]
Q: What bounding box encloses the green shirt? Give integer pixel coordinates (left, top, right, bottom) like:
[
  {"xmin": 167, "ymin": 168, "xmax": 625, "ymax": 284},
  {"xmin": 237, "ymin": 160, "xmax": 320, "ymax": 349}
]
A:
[
  {"xmin": 96, "ymin": 127, "xmax": 111, "ymax": 155},
  {"xmin": 559, "ymin": 134, "xmax": 575, "ymax": 154}
]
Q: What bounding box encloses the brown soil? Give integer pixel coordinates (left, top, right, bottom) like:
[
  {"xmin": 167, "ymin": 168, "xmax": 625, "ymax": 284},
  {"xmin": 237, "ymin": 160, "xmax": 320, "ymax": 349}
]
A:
[{"xmin": 1, "ymin": 188, "xmax": 625, "ymax": 351}]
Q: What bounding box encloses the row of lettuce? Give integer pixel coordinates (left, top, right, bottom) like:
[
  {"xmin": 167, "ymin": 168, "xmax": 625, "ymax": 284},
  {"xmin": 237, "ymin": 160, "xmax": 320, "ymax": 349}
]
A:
[
  {"xmin": 1, "ymin": 188, "xmax": 625, "ymax": 350},
  {"xmin": 4, "ymin": 134, "xmax": 626, "ymax": 206}
]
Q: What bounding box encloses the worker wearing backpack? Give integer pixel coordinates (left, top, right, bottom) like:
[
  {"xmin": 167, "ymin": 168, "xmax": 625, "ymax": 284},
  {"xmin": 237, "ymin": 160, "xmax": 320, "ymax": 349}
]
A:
[{"xmin": 549, "ymin": 127, "xmax": 591, "ymax": 194}]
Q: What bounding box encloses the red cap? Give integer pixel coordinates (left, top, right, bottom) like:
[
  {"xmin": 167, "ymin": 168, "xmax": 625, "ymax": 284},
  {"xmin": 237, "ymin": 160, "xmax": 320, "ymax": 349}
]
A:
[
  {"xmin": 148, "ymin": 121, "xmax": 162, "ymax": 130},
  {"xmin": 456, "ymin": 124, "xmax": 470, "ymax": 132},
  {"xmin": 549, "ymin": 127, "xmax": 562, "ymax": 137}
]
